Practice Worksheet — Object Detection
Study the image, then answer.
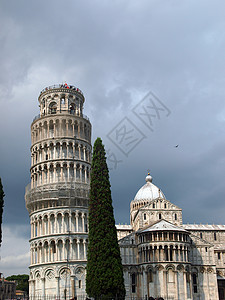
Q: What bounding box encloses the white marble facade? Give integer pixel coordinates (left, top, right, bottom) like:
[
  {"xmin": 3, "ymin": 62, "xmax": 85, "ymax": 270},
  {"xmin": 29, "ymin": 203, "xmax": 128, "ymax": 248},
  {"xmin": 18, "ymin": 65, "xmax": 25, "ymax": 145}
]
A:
[
  {"xmin": 117, "ymin": 174, "xmax": 225, "ymax": 300},
  {"xmin": 25, "ymin": 84, "xmax": 91, "ymax": 299}
]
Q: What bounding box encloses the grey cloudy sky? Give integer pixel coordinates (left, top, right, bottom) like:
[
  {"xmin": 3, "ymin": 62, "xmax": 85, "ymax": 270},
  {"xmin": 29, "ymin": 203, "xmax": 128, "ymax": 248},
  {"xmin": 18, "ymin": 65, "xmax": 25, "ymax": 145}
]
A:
[{"xmin": 0, "ymin": 0, "xmax": 225, "ymax": 276}]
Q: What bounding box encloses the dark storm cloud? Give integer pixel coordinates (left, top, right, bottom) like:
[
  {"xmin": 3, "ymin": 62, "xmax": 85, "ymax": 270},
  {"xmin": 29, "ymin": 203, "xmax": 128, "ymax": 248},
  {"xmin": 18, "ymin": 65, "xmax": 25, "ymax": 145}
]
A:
[{"xmin": 0, "ymin": 0, "xmax": 225, "ymax": 275}]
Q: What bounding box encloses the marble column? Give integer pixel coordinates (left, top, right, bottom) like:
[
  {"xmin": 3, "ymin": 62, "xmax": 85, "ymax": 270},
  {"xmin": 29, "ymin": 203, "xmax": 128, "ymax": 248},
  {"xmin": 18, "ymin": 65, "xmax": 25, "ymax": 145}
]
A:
[
  {"xmin": 78, "ymin": 145, "xmax": 81, "ymax": 160},
  {"xmin": 77, "ymin": 240, "xmax": 80, "ymax": 260},
  {"xmin": 84, "ymin": 167, "xmax": 87, "ymax": 183},
  {"xmin": 82, "ymin": 213, "xmax": 85, "ymax": 232},
  {"xmin": 84, "ymin": 240, "xmax": 87, "ymax": 259},
  {"xmin": 74, "ymin": 163, "xmax": 77, "ymax": 181},
  {"xmin": 56, "ymin": 276, "xmax": 60, "ymax": 299},
  {"xmin": 83, "ymin": 147, "xmax": 86, "ymax": 161}
]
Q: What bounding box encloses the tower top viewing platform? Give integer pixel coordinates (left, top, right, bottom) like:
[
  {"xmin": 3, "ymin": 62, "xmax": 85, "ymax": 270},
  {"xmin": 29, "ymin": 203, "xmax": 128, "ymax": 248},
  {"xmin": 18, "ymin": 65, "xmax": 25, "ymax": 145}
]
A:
[
  {"xmin": 39, "ymin": 83, "xmax": 84, "ymax": 97},
  {"xmin": 32, "ymin": 83, "xmax": 88, "ymax": 123}
]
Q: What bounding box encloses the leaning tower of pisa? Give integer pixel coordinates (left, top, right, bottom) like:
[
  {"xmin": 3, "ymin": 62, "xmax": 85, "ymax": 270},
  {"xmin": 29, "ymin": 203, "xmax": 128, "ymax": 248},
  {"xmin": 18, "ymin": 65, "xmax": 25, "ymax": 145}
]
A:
[{"xmin": 25, "ymin": 84, "xmax": 92, "ymax": 299}]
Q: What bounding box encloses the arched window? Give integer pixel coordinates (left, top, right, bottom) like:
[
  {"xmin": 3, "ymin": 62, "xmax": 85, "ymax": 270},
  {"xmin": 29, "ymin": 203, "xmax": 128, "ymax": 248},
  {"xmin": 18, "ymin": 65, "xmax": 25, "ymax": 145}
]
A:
[
  {"xmin": 148, "ymin": 269, "xmax": 153, "ymax": 283},
  {"xmin": 131, "ymin": 273, "xmax": 136, "ymax": 293},
  {"xmin": 144, "ymin": 213, "xmax": 146, "ymax": 220},
  {"xmin": 164, "ymin": 246, "xmax": 169, "ymax": 261},
  {"xmin": 168, "ymin": 269, "xmax": 175, "ymax": 283},
  {"xmin": 169, "ymin": 245, "xmax": 173, "ymax": 261},
  {"xmin": 79, "ymin": 280, "xmax": 82, "ymax": 288},
  {"xmin": 200, "ymin": 232, "xmax": 202, "ymax": 239},
  {"xmin": 214, "ymin": 232, "xmax": 217, "ymax": 241},
  {"xmin": 164, "ymin": 203, "xmax": 167, "ymax": 208},
  {"xmin": 192, "ymin": 273, "xmax": 198, "ymax": 293},
  {"xmin": 51, "ymin": 241, "xmax": 56, "ymax": 253},
  {"xmin": 70, "ymin": 103, "xmax": 76, "ymax": 114},
  {"xmin": 49, "ymin": 102, "xmax": 57, "ymax": 114},
  {"xmin": 159, "ymin": 213, "xmax": 162, "ymax": 220},
  {"xmin": 153, "ymin": 203, "xmax": 155, "ymax": 208},
  {"xmin": 174, "ymin": 213, "xmax": 177, "ymax": 220}
]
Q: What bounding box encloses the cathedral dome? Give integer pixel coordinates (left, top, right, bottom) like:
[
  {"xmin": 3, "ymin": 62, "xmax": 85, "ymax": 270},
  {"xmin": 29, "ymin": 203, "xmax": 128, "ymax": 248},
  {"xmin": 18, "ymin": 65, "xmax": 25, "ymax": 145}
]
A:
[{"xmin": 134, "ymin": 173, "xmax": 166, "ymax": 202}]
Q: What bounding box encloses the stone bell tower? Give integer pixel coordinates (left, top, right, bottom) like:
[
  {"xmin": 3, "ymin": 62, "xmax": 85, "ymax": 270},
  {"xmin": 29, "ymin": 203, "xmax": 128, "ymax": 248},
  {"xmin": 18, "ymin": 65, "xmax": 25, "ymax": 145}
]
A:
[{"xmin": 25, "ymin": 84, "xmax": 92, "ymax": 299}]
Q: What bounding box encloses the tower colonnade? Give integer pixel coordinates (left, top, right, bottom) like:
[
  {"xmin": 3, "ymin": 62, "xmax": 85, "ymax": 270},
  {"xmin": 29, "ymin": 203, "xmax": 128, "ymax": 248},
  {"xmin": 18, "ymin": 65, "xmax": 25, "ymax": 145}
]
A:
[
  {"xmin": 25, "ymin": 84, "xmax": 91, "ymax": 299},
  {"xmin": 30, "ymin": 210, "xmax": 88, "ymax": 239},
  {"xmin": 31, "ymin": 116, "xmax": 91, "ymax": 145},
  {"xmin": 30, "ymin": 237, "xmax": 88, "ymax": 265},
  {"xmin": 30, "ymin": 161, "xmax": 90, "ymax": 188},
  {"xmin": 31, "ymin": 140, "xmax": 91, "ymax": 166}
]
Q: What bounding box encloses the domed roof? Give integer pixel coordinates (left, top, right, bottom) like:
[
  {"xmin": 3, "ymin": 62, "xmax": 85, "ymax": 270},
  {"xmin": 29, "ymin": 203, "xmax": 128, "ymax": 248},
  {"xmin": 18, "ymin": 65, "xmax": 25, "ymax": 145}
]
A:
[{"xmin": 134, "ymin": 173, "xmax": 166, "ymax": 202}]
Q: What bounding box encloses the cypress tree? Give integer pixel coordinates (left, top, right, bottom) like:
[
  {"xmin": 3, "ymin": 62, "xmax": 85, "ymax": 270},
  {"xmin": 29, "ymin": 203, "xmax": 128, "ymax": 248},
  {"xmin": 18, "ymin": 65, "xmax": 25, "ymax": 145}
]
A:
[
  {"xmin": 0, "ymin": 177, "xmax": 4, "ymax": 246},
  {"xmin": 86, "ymin": 138, "xmax": 125, "ymax": 300}
]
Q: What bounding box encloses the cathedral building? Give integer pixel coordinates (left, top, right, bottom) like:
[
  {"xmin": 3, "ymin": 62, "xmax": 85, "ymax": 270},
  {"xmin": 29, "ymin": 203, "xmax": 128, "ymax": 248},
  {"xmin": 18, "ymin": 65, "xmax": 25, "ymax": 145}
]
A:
[
  {"xmin": 25, "ymin": 84, "xmax": 225, "ymax": 300},
  {"xmin": 117, "ymin": 173, "xmax": 225, "ymax": 300}
]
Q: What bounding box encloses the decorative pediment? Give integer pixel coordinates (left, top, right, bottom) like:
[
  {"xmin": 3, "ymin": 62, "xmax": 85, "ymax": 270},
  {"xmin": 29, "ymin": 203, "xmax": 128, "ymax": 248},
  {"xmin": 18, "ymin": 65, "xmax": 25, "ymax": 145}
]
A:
[{"xmin": 139, "ymin": 219, "xmax": 187, "ymax": 233}]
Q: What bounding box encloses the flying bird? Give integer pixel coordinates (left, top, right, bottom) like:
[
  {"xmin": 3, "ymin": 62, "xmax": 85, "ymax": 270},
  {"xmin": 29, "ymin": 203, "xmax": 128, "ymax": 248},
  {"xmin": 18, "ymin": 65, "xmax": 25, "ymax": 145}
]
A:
[{"xmin": 175, "ymin": 145, "xmax": 179, "ymax": 148}]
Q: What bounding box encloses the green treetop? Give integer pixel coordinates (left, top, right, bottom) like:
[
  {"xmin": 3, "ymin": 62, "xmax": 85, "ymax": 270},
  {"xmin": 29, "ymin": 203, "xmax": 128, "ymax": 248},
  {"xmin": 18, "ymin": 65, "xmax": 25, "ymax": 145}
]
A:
[
  {"xmin": 6, "ymin": 274, "xmax": 29, "ymax": 293},
  {"xmin": 86, "ymin": 138, "xmax": 125, "ymax": 300}
]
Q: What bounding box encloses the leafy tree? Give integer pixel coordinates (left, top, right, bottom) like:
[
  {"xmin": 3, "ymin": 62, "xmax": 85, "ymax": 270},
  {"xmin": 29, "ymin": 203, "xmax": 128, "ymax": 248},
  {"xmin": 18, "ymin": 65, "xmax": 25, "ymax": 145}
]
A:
[
  {"xmin": 6, "ymin": 274, "xmax": 29, "ymax": 293},
  {"xmin": 0, "ymin": 177, "xmax": 4, "ymax": 246},
  {"xmin": 86, "ymin": 138, "xmax": 125, "ymax": 300}
]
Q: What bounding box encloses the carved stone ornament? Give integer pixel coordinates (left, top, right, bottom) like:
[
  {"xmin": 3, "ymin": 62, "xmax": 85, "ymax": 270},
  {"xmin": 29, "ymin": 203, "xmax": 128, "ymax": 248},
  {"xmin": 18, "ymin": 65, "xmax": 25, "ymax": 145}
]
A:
[{"xmin": 46, "ymin": 270, "xmax": 55, "ymax": 280}]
